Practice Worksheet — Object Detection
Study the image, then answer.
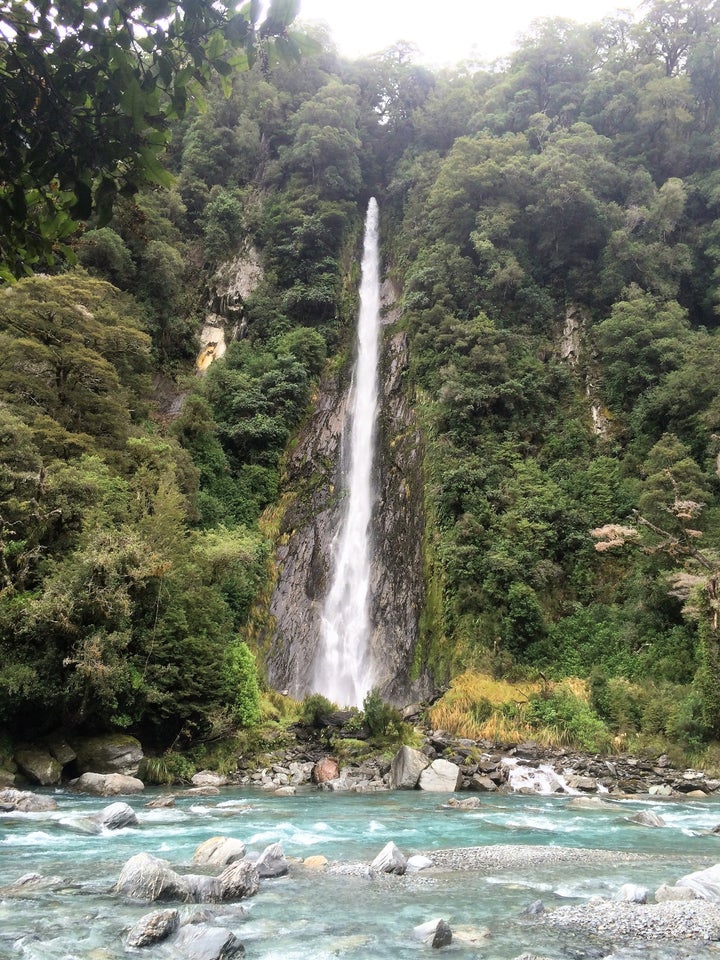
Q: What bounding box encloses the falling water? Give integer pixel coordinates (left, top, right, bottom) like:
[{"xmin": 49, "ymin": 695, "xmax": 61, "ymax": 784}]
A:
[{"xmin": 313, "ymin": 198, "xmax": 381, "ymax": 707}]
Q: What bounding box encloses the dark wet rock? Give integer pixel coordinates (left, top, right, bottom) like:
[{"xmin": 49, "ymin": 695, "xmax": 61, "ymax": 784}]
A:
[
  {"xmin": 432, "ymin": 919, "xmax": 452, "ymax": 948},
  {"xmin": 255, "ymin": 842, "xmax": 289, "ymax": 878},
  {"xmin": 193, "ymin": 837, "xmax": 247, "ymax": 868},
  {"xmin": 43, "ymin": 735, "xmax": 76, "ymax": 767},
  {"xmin": 173, "ymin": 924, "xmax": 245, "ymax": 959},
  {"xmin": 14, "ymin": 748, "xmax": 62, "ymax": 786},
  {"xmin": 71, "ymin": 734, "xmax": 143, "ymax": 776},
  {"xmin": 468, "ymin": 774, "xmax": 497, "ymax": 792},
  {"xmin": 69, "ymin": 772, "xmax": 144, "ymax": 796},
  {"xmin": 0, "ymin": 788, "xmax": 58, "ymax": 812},
  {"xmin": 126, "ymin": 908, "xmax": 180, "ymax": 947},
  {"xmin": 371, "ymin": 841, "xmax": 407, "ymax": 875}
]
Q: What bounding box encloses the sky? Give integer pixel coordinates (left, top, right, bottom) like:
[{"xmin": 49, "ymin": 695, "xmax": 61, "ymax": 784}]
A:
[{"xmin": 295, "ymin": 0, "xmax": 644, "ymax": 67}]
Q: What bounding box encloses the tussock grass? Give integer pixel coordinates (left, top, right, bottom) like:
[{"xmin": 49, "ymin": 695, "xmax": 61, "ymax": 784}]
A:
[{"xmin": 429, "ymin": 671, "xmax": 593, "ymax": 747}]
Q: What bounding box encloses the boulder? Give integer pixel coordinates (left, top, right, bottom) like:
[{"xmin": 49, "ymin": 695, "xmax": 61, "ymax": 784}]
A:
[
  {"xmin": 655, "ymin": 883, "xmax": 698, "ymax": 901},
  {"xmin": 628, "ymin": 810, "xmax": 666, "ymax": 828},
  {"xmin": 302, "ymin": 855, "xmax": 329, "ymax": 869},
  {"xmin": 255, "ymin": 841, "xmax": 289, "ymax": 878},
  {"xmin": 676, "ymin": 863, "xmax": 720, "ymax": 901},
  {"xmin": 0, "ymin": 769, "xmax": 16, "ymax": 787},
  {"xmin": 70, "ymin": 772, "xmax": 144, "ymax": 796},
  {"xmin": 193, "ymin": 836, "xmax": 247, "ymax": 868},
  {"xmin": 370, "ymin": 841, "xmax": 407, "ymax": 875},
  {"xmin": 312, "ymin": 757, "xmax": 339, "ymax": 784},
  {"xmin": 44, "ymin": 735, "xmax": 76, "ymax": 766},
  {"xmin": 146, "ymin": 795, "xmax": 176, "ymax": 808},
  {"xmin": 0, "ymin": 788, "xmax": 58, "ymax": 812},
  {"xmin": 443, "ymin": 796, "xmax": 481, "ymax": 810},
  {"xmin": 390, "ymin": 746, "xmax": 429, "ymax": 790},
  {"xmin": 191, "ymin": 770, "xmax": 230, "ymax": 788},
  {"xmin": 418, "ymin": 759, "xmax": 462, "ymax": 792},
  {"xmin": 413, "ymin": 918, "xmax": 452, "ymax": 947},
  {"xmin": 468, "ymin": 774, "xmax": 497, "ymax": 792},
  {"xmin": 71, "ymin": 734, "xmax": 143, "ymax": 776},
  {"xmin": 97, "ymin": 801, "xmax": 138, "ymax": 830},
  {"xmin": 648, "ymin": 784, "xmax": 674, "ymax": 797},
  {"xmin": 275, "ymin": 786, "xmax": 296, "ymax": 796},
  {"xmin": 216, "ymin": 859, "xmax": 260, "ymax": 899},
  {"xmin": 126, "ymin": 908, "xmax": 180, "ymax": 948},
  {"xmin": 407, "ymin": 855, "xmax": 434, "ymax": 872},
  {"xmin": 173, "ymin": 925, "xmax": 245, "ymax": 960},
  {"xmin": 619, "ymin": 883, "xmax": 648, "ymax": 903},
  {"xmin": 14, "ymin": 748, "xmax": 62, "ymax": 786},
  {"xmin": 116, "ymin": 853, "xmax": 190, "ymax": 902}
]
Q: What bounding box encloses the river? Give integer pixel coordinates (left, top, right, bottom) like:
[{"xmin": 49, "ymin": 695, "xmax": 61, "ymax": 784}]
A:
[{"xmin": 1, "ymin": 787, "xmax": 719, "ymax": 959}]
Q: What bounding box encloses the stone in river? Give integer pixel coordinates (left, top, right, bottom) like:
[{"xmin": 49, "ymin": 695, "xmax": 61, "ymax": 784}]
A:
[
  {"xmin": 432, "ymin": 919, "xmax": 453, "ymax": 948},
  {"xmin": 255, "ymin": 841, "xmax": 289, "ymax": 878},
  {"xmin": 418, "ymin": 758, "xmax": 462, "ymax": 792},
  {"xmin": 619, "ymin": 883, "xmax": 648, "ymax": 903},
  {"xmin": 628, "ymin": 810, "xmax": 666, "ymax": 828},
  {"xmin": 407, "ymin": 854, "xmax": 434, "ymax": 872},
  {"xmin": 126, "ymin": 908, "xmax": 179, "ymax": 948},
  {"xmin": 193, "ymin": 836, "xmax": 247, "ymax": 868},
  {"xmin": 173, "ymin": 924, "xmax": 245, "ymax": 959},
  {"xmin": 302, "ymin": 855, "xmax": 329, "ymax": 869},
  {"xmin": 0, "ymin": 788, "xmax": 58, "ymax": 812},
  {"xmin": 413, "ymin": 918, "xmax": 452, "ymax": 947},
  {"xmin": 97, "ymin": 801, "xmax": 138, "ymax": 830},
  {"xmin": 371, "ymin": 841, "xmax": 407, "ymax": 875},
  {"xmin": 675, "ymin": 863, "xmax": 720, "ymax": 901},
  {"xmin": 70, "ymin": 772, "xmax": 144, "ymax": 796},
  {"xmin": 191, "ymin": 770, "xmax": 230, "ymax": 788}
]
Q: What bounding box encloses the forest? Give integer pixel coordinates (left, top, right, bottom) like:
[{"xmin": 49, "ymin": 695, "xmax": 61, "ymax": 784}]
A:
[{"xmin": 1, "ymin": 0, "xmax": 720, "ymax": 765}]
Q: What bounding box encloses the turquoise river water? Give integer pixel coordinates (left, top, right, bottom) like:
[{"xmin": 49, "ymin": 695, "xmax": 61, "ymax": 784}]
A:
[{"xmin": 1, "ymin": 786, "xmax": 720, "ymax": 959}]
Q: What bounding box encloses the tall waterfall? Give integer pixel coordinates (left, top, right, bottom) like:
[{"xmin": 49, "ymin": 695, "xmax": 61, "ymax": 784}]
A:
[{"xmin": 312, "ymin": 198, "xmax": 381, "ymax": 707}]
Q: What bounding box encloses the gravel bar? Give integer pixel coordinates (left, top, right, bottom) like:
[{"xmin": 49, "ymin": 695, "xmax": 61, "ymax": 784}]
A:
[
  {"xmin": 541, "ymin": 898, "xmax": 720, "ymax": 940},
  {"xmin": 427, "ymin": 844, "xmax": 651, "ymax": 871}
]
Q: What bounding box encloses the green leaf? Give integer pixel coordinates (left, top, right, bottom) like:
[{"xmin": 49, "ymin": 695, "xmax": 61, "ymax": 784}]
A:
[{"xmin": 137, "ymin": 148, "xmax": 175, "ymax": 188}]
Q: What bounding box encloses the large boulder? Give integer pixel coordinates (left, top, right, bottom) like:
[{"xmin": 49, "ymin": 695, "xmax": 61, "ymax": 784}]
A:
[
  {"xmin": 0, "ymin": 788, "xmax": 58, "ymax": 812},
  {"xmin": 116, "ymin": 853, "xmax": 191, "ymax": 902},
  {"xmin": 390, "ymin": 746, "xmax": 429, "ymax": 790},
  {"xmin": 191, "ymin": 770, "xmax": 230, "ymax": 788},
  {"xmin": 216, "ymin": 859, "xmax": 260, "ymax": 899},
  {"xmin": 312, "ymin": 757, "xmax": 339, "ymax": 784},
  {"xmin": 126, "ymin": 909, "xmax": 180, "ymax": 948},
  {"xmin": 413, "ymin": 918, "xmax": 452, "ymax": 948},
  {"xmin": 370, "ymin": 841, "xmax": 407, "ymax": 875},
  {"xmin": 193, "ymin": 836, "xmax": 247, "ymax": 868},
  {"xmin": 14, "ymin": 748, "xmax": 62, "ymax": 786},
  {"xmin": 418, "ymin": 759, "xmax": 462, "ymax": 792},
  {"xmin": 676, "ymin": 863, "xmax": 720, "ymax": 901},
  {"xmin": 70, "ymin": 772, "xmax": 144, "ymax": 796},
  {"xmin": 71, "ymin": 734, "xmax": 143, "ymax": 776},
  {"xmin": 173, "ymin": 925, "xmax": 245, "ymax": 960}
]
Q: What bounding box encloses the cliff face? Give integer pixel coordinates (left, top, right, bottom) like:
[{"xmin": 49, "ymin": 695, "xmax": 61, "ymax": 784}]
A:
[{"xmin": 264, "ymin": 297, "xmax": 432, "ymax": 706}]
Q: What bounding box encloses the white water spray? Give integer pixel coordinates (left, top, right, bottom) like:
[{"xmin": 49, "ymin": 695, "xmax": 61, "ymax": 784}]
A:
[{"xmin": 313, "ymin": 198, "xmax": 381, "ymax": 707}]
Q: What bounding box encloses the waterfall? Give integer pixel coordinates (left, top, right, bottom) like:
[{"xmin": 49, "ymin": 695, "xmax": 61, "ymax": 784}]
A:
[{"xmin": 312, "ymin": 197, "xmax": 381, "ymax": 708}]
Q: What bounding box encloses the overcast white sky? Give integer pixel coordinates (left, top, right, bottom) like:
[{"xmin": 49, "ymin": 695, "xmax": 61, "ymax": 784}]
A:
[{"xmin": 296, "ymin": 0, "xmax": 643, "ymax": 66}]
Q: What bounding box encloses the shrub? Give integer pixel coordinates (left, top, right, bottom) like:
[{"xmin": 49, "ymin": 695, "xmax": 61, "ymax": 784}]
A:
[
  {"xmin": 526, "ymin": 687, "xmax": 611, "ymax": 752},
  {"xmin": 363, "ymin": 688, "xmax": 402, "ymax": 738},
  {"xmin": 226, "ymin": 642, "xmax": 261, "ymax": 727},
  {"xmin": 300, "ymin": 693, "xmax": 336, "ymax": 728}
]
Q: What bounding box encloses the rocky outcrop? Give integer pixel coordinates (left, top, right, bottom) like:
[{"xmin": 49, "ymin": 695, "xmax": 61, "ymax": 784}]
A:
[
  {"xmin": 14, "ymin": 748, "xmax": 62, "ymax": 786},
  {"xmin": 265, "ymin": 284, "xmax": 431, "ymax": 705},
  {"xmin": 71, "ymin": 734, "xmax": 143, "ymax": 776}
]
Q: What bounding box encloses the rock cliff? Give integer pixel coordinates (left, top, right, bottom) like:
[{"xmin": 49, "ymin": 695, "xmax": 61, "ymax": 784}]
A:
[{"xmin": 264, "ymin": 289, "xmax": 431, "ymax": 706}]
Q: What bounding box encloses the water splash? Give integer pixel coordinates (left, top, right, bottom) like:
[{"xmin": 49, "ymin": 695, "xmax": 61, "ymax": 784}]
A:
[{"xmin": 313, "ymin": 198, "xmax": 381, "ymax": 707}]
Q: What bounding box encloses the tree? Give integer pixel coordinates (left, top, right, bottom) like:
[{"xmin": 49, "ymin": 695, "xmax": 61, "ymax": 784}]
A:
[{"xmin": 0, "ymin": 0, "xmax": 301, "ymax": 280}]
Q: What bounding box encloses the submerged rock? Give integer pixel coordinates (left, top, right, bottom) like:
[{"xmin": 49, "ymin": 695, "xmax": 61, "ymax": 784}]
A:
[
  {"xmin": 628, "ymin": 810, "xmax": 666, "ymax": 828},
  {"xmin": 126, "ymin": 908, "xmax": 179, "ymax": 948},
  {"xmin": 173, "ymin": 924, "xmax": 245, "ymax": 960}
]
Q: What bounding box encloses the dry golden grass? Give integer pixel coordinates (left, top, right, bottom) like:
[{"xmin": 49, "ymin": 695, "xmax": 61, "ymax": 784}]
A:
[{"xmin": 428, "ymin": 671, "xmax": 590, "ymax": 744}]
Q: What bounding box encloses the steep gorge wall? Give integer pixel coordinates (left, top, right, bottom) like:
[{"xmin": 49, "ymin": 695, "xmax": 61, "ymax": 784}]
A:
[{"xmin": 264, "ymin": 287, "xmax": 432, "ymax": 706}]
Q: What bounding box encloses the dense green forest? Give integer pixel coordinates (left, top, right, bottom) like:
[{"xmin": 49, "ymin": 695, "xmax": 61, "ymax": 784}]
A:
[{"xmin": 2, "ymin": 0, "xmax": 720, "ymax": 760}]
